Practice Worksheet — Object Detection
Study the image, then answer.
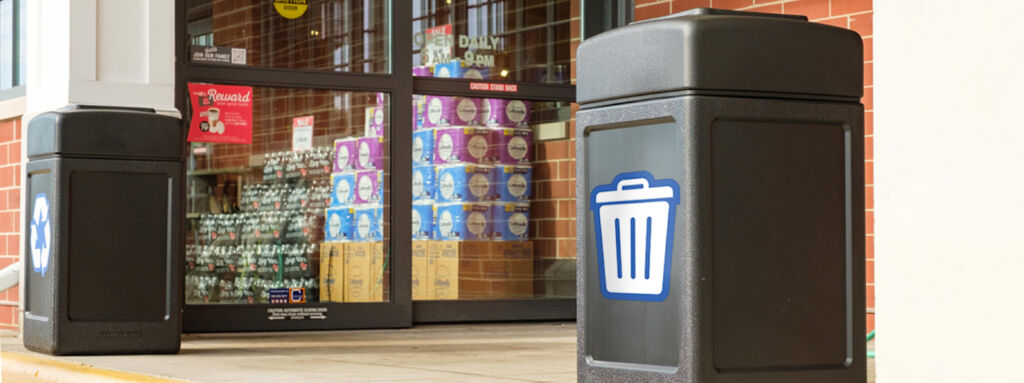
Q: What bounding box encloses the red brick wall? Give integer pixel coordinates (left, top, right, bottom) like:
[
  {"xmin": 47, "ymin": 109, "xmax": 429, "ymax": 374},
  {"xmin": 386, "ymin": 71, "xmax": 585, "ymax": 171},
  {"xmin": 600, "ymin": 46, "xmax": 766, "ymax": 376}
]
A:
[
  {"xmin": 635, "ymin": 0, "xmax": 875, "ymax": 332},
  {"xmin": 0, "ymin": 117, "xmax": 22, "ymax": 331}
]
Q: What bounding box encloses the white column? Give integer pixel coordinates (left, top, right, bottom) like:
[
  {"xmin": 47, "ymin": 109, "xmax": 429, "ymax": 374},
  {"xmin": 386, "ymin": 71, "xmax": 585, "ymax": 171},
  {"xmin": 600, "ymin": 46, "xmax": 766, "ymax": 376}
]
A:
[
  {"xmin": 25, "ymin": 0, "xmax": 177, "ymax": 118},
  {"xmin": 875, "ymin": 0, "xmax": 1024, "ymax": 381}
]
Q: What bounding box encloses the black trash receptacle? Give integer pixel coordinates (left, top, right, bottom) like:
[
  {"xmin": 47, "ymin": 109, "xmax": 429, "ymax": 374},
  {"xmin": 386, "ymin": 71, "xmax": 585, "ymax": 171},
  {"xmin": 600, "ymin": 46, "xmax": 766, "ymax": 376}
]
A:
[
  {"xmin": 576, "ymin": 9, "xmax": 865, "ymax": 382},
  {"xmin": 23, "ymin": 106, "xmax": 184, "ymax": 355}
]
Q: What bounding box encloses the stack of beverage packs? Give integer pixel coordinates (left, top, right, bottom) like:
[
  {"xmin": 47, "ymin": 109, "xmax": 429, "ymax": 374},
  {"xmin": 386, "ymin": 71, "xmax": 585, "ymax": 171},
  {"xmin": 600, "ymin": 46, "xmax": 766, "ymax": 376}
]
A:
[
  {"xmin": 321, "ymin": 92, "xmax": 386, "ymax": 303},
  {"xmin": 185, "ymin": 147, "xmax": 335, "ymax": 305},
  {"xmin": 183, "ymin": 94, "xmax": 389, "ymax": 305},
  {"xmin": 411, "ymin": 90, "xmax": 535, "ymax": 301}
]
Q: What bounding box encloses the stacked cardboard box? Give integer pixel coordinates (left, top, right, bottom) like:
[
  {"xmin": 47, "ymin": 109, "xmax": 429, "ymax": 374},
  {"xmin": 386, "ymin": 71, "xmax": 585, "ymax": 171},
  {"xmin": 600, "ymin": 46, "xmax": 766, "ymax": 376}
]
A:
[
  {"xmin": 424, "ymin": 240, "xmax": 533, "ymax": 300},
  {"xmin": 318, "ymin": 243, "xmax": 345, "ymax": 302},
  {"xmin": 411, "ymin": 240, "xmax": 430, "ymax": 300}
]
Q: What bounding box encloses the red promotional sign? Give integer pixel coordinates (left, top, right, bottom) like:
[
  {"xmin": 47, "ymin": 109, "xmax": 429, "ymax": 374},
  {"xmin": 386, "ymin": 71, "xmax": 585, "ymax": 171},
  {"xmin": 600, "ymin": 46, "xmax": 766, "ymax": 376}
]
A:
[
  {"xmin": 426, "ymin": 24, "xmax": 452, "ymax": 36},
  {"xmin": 188, "ymin": 83, "xmax": 254, "ymax": 144},
  {"xmin": 469, "ymin": 82, "xmax": 519, "ymax": 93}
]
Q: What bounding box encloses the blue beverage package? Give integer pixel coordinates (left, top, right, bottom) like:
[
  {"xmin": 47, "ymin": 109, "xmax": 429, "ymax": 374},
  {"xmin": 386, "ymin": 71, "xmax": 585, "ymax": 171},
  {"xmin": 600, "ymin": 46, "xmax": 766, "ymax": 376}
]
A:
[
  {"xmin": 412, "ymin": 165, "xmax": 436, "ymax": 201},
  {"xmin": 433, "ymin": 202, "xmax": 492, "ymax": 241},
  {"xmin": 325, "ymin": 207, "xmax": 354, "ymax": 242},
  {"xmin": 413, "ymin": 129, "xmax": 434, "ymax": 165},
  {"xmin": 493, "ymin": 202, "xmax": 530, "ymax": 241},
  {"xmin": 331, "ymin": 172, "xmax": 356, "ymax": 207},
  {"xmin": 435, "ymin": 164, "xmax": 494, "ymax": 202},
  {"xmin": 353, "ymin": 205, "xmax": 383, "ymax": 242},
  {"xmin": 493, "ymin": 165, "xmax": 532, "ymax": 202},
  {"xmin": 412, "ymin": 202, "xmax": 433, "ymax": 240},
  {"xmin": 433, "ymin": 60, "xmax": 463, "ymax": 78}
]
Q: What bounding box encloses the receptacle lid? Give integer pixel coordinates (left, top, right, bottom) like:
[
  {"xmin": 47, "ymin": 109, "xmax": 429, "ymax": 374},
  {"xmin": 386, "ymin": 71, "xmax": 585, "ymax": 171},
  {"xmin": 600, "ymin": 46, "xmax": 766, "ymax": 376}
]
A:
[
  {"xmin": 576, "ymin": 8, "xmax": 863, "ymax": 105},
  {"xmin": 27, "ymin": 107, "xmax": 184, "ymax": 161}
]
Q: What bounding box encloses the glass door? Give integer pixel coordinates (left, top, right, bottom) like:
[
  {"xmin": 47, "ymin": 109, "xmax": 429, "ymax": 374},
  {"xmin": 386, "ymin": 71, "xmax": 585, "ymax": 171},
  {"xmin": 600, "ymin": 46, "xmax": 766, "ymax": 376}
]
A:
[
  {"xmin": 409, "ymin": 0, "xmax": 577, "ymax": 322},
  {"xmin": 177, "ymin": 0, "xmax": 578, "ymax": 331},
  {"xmin": 178, "ymin": 0, "xmax": 413, "ymax": 332}
]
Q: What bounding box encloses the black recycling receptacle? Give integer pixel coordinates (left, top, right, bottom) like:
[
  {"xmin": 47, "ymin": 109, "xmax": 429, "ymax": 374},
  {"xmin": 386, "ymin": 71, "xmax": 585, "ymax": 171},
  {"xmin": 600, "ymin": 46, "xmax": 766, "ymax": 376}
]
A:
[
  {"xmin": 575, "ymin": 9, "xmax": 865, "ymax": 382},
  {"xmin": 23, "ymin": 106, "xmax": 184, "ymax": 355}
]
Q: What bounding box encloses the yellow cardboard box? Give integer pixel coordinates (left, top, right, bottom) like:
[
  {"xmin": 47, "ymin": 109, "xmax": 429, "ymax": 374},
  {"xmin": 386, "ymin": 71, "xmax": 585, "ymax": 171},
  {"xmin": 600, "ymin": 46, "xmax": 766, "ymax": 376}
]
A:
[
  {"xmin": 318, "ymin": 242, "xmax": 344, "ymax": 302},
  {"xmin": 411, "ymin": 240, "xmax": 429, "ymax": 300},
  {"xmin": 344, "ymin": 242, "xmax": 373, "ymax": 302},
  {"xmin": 491, "ymin": 241, "xmax": 534, "ymax": 260},
  {"xmin": 371, "ymin": 241, "xmax": 385, "ymax": 302},
  {"xmin": 427, "ymin": 241, "xmax": 459, "ymax": 300},
  {"xmin": 424, "ymin": 241, "xmax": 535, "ymax": 300}
]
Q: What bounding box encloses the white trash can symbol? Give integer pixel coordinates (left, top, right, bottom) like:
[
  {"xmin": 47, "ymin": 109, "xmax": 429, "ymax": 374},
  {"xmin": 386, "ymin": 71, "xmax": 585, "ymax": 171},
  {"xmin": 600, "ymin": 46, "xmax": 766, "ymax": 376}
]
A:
[{"xmin": 590, "ymin": 171, "xmax": 680, "ymax": 301}]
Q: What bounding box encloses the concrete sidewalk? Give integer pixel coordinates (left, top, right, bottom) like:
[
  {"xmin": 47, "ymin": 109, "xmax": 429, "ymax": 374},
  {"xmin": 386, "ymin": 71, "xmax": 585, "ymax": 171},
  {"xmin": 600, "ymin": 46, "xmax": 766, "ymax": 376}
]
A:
[
  {"xmin": 1, "ymin": 323, "xmax": 577, "ymax": 382},
  {"xmin": 0, "ymin": 323, "xmax": 875, "ymax": 382}
]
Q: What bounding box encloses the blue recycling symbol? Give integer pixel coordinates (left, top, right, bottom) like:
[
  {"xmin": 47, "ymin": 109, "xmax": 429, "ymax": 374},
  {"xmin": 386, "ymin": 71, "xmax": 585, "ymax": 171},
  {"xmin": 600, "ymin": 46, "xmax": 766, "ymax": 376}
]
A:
[{"xmin": 30, "ymin": 194, "xmax": 51, "ymax": 278}]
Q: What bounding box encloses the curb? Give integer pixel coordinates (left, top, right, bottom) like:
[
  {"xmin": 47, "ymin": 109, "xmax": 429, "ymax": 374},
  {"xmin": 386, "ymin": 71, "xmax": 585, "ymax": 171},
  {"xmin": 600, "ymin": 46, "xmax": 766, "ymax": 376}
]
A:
[{"xmin": 1, "ymin": 351, "xmax": 186, "ymax": 383}]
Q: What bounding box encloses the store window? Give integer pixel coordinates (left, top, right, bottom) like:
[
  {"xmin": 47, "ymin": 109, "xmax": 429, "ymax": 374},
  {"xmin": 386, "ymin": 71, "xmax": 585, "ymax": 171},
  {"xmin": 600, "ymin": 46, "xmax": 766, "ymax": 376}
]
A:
[
  {"xmin": 180, "ymin": 0, "xmax": 578, "ymax": 330},
  {"xmin": 185, "ymin": 87, "xmax": 390, "ymax": 305},
  {"xmin": 411, "ymin": 95, "xmax": 575, "ymax": 301},
  {"xmin": 412, "ymin": 0, "xmax": 572, "ymax": 84},
  {"xmin": 0, "ymin": 0, "xmax": 25, "ymax": 94},
  {"xmin": 186, "ymin": 0, "xmax": 390, "ymax": 73},
  {"xmin": 583, "ymin": 0, "xmax": 633, "ymax": 39}
]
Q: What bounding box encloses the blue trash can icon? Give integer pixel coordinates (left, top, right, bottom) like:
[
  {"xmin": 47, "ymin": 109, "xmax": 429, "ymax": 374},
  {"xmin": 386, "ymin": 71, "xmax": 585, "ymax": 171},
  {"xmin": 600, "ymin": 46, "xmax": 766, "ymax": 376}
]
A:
[{"xmin": 590, "ymin": 171, "xmax": 680, "ymax": 302}]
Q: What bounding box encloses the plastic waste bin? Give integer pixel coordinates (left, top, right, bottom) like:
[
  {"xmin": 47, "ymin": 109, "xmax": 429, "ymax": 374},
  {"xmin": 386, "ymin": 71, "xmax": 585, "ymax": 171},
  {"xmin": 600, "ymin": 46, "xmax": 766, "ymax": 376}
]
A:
[
  {"xmin": 23, "ymin": 106, "xmax": 184, "ymax": 355},
  {"xmin": 576, "ymin": 8, "xmax": 866, "ymax": 382}
]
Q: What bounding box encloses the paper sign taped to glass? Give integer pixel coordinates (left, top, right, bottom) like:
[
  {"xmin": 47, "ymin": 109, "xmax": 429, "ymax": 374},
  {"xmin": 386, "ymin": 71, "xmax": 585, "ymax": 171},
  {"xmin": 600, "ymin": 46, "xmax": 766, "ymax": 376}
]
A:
[{"xmin": 187, "ymin": 83, "xmax": 254, "ymax": 144}]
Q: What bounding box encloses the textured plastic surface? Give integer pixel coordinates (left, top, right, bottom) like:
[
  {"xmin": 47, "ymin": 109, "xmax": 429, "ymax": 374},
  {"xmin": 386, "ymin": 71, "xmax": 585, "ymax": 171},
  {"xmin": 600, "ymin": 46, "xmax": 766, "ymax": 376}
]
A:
[
  {"xmin": 576, "ymin": 8, "xmax": 863, "ymax": 105},
  {"xmin": 711, "ymin": 120, "xmax": 849, "ymax": 371},
  {"xmin": 23, "ymin": 109, "xmax": 183, "ymax": 355},
  {"xmin": 577, "ymin": 95, "xmax": 865, "ymax": 382},
  {"xmin": 27, "ymin": 108, "xmax": 184, "ymax": 160}
]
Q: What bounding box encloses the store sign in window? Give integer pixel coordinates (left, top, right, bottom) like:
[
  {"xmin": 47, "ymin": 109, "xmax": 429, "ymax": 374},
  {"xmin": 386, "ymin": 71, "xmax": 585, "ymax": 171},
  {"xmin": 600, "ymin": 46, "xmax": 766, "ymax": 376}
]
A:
[
  {"xmin": 187, "ymin": 83, "xmax": 254, "ymax": 144},
  {"xmin": 418, "ymin": 29, "xmax": 500, "ymax": 69},
  {"xmin": 191, "ymin": 46, "xmax": 247, "ymax": 66},
  {"xmin": 457, "ymin": 36, "xmax": 499, "ymax": 68},
  {"xmin": 273, "ymin": 0, "xmax": 308, "ymax": 19},
  {"xmin": 412, "ymin": 0, "xmax": 570, "ymax": 83},
  {"xmin": 420, "ymin": 25, "xmax": 453, "ymax": 67},
  {"xmin": 469, "ymin": 82, "xmax": 519, "ymax": 93},
  {"xmin": 292, "ymin": 116, "xmax": 315, "ymax": 152}
]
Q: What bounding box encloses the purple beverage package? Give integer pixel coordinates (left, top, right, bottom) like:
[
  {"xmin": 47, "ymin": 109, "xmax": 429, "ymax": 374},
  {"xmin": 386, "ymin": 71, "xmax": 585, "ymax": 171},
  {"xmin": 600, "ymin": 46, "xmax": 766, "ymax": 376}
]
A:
[
  {"xmin": 333, "ymin": 138, "xmax": 358, "ymax": 172},
  {"xmin": 489, "ymin": 128, "xmax": 532, "ymax": 164},
  {"xmin": 356, "ymin": 136, "xmax": 384, "ymax": 170},
  {"xmin": 365, "ymin": 106, "xmax": 385, "ymax": 137},
  {"xmin": 413, "ymin": 66, "xmax": 432, "ymax": 77},
  {"xmin": 480, "ymin": 99, "xmax": 531, "ymax": 128},
  {"xmin": 454, "ymin": 97, "xmax": 482, "ymax": 125},
  {"xmin": 423, "ymin": 96, "xmax": 481, "ymax": 128},
  {"xmin": 434, "ymin": 127, "xmax": 491, "ymax": 164}
]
